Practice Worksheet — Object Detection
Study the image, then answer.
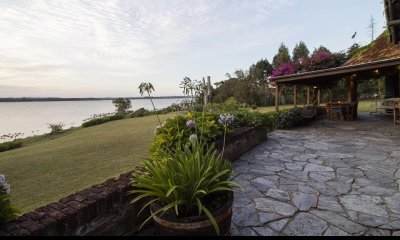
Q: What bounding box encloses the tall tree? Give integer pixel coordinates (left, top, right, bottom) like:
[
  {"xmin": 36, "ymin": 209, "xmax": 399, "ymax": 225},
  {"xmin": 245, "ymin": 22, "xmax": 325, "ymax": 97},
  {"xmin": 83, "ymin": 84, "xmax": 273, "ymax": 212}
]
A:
[
  {"xmin": 272, "ymin": 43, "xmax": 291, "ymax": 68},
  {"xmin": 292, "ymin": 41, "xmax": 310, "ymax": 62}
]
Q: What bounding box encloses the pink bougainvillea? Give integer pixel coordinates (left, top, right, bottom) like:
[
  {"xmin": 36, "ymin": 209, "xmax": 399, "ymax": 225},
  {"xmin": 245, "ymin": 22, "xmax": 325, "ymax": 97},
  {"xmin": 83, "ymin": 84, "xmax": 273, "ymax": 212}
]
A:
[
  {"xmin": 271, "ymin": 62, "xmax": 297, "ymax": 77},
  {"xmin": 304, "ymin": 50, "xmax": 336, "ymax": 71}
]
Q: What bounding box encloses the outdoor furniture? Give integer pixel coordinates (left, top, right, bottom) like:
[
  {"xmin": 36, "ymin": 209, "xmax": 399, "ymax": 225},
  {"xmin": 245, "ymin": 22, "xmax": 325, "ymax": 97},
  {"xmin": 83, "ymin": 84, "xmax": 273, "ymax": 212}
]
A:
[
  {"xmin": 371, "ymin": 98, "xmax": 400, "ymax": 114},
  {"xmin": 328, "ymin": 102, "xmax": 348, "ymax": 120},
  {"xmin": 301, "ymin": 106, "xmax": 318, "ymax": 120}
]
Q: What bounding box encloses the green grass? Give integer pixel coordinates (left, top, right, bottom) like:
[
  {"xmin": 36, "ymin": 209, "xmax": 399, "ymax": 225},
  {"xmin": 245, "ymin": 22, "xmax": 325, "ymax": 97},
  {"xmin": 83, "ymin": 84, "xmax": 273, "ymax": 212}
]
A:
[
  {"xmin": 0, "ymin": 113, "xmax": 174, "ymax": 213},
  {"xmin": 254, "ymin": 100, "xmax": 377, "ymax": 113}
]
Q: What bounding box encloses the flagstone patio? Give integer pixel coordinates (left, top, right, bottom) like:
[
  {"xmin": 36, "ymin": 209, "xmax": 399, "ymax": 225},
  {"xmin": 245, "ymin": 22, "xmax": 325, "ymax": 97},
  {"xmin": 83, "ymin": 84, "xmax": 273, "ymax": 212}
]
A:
[{"xmin": 231, "ymin": 113, "xmax": 400, "ymax": 236}]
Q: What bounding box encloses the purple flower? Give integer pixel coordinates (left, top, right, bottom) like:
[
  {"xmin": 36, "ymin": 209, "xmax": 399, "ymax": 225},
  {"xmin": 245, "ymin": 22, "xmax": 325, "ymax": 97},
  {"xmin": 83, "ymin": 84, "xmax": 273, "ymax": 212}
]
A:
[
  {"xmin": 219, "ymin": 114, "xmax": 234, "ymax": 126},
  {"xmin": 186, "ymin": 120, "xmax": 196, "ymax": 129}
]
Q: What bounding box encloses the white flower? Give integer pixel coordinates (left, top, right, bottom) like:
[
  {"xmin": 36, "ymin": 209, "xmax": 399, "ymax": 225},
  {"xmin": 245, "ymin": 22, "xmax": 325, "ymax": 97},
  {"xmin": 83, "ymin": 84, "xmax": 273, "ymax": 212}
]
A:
[
  {"xmin": 189, "ymin": 134, "xmax": 198, "ymax": 143},
  {"xmin": 0, "ymin": 174, "xmax": 10, "ymax": 194},
  {"xmin": 154, "ymin": 126, "xmax": 162, "ymax": 135}
]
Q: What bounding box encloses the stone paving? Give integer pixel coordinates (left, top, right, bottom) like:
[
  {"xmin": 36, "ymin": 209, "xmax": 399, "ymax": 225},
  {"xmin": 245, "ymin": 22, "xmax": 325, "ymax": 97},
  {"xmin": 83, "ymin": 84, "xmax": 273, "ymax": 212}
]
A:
[{"xmin": 231, "ymin": 113, "xmax": 400, "ymax": 236}]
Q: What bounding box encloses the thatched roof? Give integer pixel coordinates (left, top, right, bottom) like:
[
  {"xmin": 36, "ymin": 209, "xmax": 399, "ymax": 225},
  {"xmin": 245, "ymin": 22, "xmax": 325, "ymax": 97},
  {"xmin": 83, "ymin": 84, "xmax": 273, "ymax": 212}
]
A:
[{"xmin": 344, "ymin": 31, "xmax": 400, "ymax": 66}]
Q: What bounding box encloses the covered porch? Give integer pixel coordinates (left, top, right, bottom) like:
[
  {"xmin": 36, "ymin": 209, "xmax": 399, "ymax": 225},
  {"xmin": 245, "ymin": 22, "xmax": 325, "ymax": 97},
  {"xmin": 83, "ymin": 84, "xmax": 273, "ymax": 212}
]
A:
[{"xmin": 270, "ymin": 57, "xmax": 400, "ymax": 121}]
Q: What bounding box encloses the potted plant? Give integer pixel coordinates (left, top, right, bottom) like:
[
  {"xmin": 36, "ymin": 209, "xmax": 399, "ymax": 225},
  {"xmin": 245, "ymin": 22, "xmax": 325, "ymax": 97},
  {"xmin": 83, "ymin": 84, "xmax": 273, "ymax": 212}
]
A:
[{"xmin": 130, "ymin": 80, "xmax": 240, "ymax": 236}]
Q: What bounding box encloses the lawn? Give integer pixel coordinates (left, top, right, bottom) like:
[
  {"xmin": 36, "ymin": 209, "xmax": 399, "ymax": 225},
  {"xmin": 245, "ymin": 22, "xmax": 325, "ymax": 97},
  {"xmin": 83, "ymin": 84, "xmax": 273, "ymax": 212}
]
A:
[
  {"xmin": 254, "ymin": 99, "xmax": 377, "ymax": 113},
  {"xmin": 0, "ymin": 113, "xmax": 174, "ymax": 213}
]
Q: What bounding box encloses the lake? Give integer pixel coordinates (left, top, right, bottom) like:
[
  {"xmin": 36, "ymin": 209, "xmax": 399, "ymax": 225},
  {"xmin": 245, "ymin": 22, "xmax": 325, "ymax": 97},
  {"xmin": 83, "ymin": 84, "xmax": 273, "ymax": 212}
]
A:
[{"xmin": 0, "ymin": 98, "xmax": 184, "ymax": 141}]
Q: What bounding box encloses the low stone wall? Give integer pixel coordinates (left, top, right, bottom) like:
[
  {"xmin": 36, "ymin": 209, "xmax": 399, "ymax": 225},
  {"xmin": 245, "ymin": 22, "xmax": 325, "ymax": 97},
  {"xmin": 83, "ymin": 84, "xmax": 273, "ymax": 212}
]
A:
[{"xmin": 0, "ymin": 127, "xmax": 268, "ymax": 236}]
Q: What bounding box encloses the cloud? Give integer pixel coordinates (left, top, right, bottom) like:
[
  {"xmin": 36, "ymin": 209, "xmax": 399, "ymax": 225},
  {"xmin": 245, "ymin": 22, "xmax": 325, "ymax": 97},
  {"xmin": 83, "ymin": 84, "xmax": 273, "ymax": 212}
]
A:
[{"xmin": 0, "ymin": 0, "xmax": 294, "ymax": 97}]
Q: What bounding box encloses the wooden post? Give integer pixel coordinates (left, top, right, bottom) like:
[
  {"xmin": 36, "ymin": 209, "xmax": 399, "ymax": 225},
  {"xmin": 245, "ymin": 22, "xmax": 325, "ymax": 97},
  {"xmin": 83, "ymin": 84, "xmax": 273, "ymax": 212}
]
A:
[
  {"xmin": 348, "ymin": 75, "xmax": 358, "ymax": 120},
  {"xmin": 317, "ymin": 88, "xmax": 321, "ymax": 106},
  {"xmin": 293, "ymin": 85, "xmax": 297, "ymax": 108},
  {"xmin": 348, "ymin": 76, "xmax": 357, "ymax": 102},
  {"xmin": 275, "ymin": 85, "xmax": 279, "ymax": 112},
  {"xmin": 307, "ymin": 87, "xmax": 310, "ymax": 105}
]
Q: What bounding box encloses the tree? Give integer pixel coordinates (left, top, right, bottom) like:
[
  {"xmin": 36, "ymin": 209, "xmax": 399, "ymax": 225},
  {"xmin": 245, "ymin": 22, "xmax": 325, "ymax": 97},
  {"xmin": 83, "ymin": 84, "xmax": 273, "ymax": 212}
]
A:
[
  {"xmin": 112, "ymin": 98, "xmax": 131, "ymax": 115},
  {"xmin": 292, "ymin": 41, "xmax": 310, "ymax": 63},
  {"xmin": 272, "ymin": 43, "xmax": 291, "ymax": 68}
]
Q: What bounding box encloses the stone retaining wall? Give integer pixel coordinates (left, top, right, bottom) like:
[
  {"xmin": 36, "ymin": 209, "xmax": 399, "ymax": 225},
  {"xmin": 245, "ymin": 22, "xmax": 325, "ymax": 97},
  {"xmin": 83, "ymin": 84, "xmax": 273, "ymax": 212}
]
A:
[{"xmin": 0, "ymin": 127, "xmax": 268, "ymax": 236}]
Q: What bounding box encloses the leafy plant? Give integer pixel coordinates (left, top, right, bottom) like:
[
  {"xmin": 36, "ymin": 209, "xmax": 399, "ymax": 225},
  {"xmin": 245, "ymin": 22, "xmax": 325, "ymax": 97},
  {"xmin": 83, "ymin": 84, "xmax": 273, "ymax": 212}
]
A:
[
  {"xmin": 130, "ymin": 141, "xmax": 239, "ymax": 235},
  {"xmin": 0, "ymin": 174, "xmax": 20, "ymax": 225},
  {"xmin": 131, "ymin": 77, "xmax": 240, "ymax": 235},
  {"xmin": 150, "ymin": 112, "xmax": 222, "ymax": 159}
]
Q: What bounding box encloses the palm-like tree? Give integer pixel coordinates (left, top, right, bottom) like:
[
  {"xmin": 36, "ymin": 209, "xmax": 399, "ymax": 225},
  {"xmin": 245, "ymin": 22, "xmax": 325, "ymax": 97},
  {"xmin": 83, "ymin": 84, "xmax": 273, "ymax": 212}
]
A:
[{"xmin": 138, "ymin": 82, "xmax": 162, "ymax": 126}]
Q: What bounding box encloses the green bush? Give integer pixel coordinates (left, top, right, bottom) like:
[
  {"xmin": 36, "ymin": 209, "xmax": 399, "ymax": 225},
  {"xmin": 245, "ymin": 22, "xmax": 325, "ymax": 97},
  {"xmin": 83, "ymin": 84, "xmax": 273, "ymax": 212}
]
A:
[
  {"xmin": 81, "ymin": 114, "xmax": 125, "ymax": 128},
  {"xmin": 0, "ymin": 141, "xmax": 23, "ymax": 153},
  {"xmin": 276, "ymin": 108, "xmax": 304, "ymax": 129},
  {"xmin": 150, "ymin": 112, "xmax": 222, "ymax": 159},
  {"xmin": 0, "ymin": 174, "xmax": 20, "ymax": 225},
  {"xmin": 130, "ymin": 108, "xmax": 150, "ymax": 118},
  {"xmin": 230, "ymin": 108, "xmax": 305, "ymax": 132}
]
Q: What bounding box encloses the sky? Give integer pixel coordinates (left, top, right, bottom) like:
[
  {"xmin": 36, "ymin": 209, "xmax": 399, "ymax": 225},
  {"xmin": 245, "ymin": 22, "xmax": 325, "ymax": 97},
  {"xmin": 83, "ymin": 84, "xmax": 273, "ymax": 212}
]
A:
[{"xmin": 0, "ymin": 0, "xmax": 387, "ymax": 98}]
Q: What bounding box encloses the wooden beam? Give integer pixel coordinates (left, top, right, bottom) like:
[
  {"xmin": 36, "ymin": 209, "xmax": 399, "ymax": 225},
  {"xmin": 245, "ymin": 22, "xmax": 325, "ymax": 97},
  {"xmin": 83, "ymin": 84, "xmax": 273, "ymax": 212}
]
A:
[
  {"xmin": 389, "ymin": 19, "xmax": 400, "ymax": 26},
  {"xmin": 317, "ymin": 88, "xmax": 321, "ymax": 106},
  {"xmin": 293, "ymin": 85, "xmax": 297, "ymax": 108},
  {"xmin": 307, "ymin": 87, "xmax": 310, "ymax": 105},
  {"xmin": 275, "ymin": 85, "xmax": 279, "ymax": 112}
]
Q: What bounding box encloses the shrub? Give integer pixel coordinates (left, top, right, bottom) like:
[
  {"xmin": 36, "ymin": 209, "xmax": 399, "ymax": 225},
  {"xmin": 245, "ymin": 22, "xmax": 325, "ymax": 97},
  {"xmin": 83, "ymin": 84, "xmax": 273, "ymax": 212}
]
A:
[
  {"xmin": 275, "ymin": 108, "xmax": 304, "ymax": 129},
  {"xmin": 48, "ymin": 123, "xmax": 65, "ymax": 134},
  {"xmin": 0, "ymin": 174, "xmax": 20, "ymax": 225},
  {"xmin": 150, "ymin": 112, "xmax": 223, "ymax": 159},
  {"xmin": 130, "ymin": 108, "xmax": 150, "ymax": 118},
  {"xmin": 0, "ymin": 133, "xmax": 24, "ymax": 153},
  {"xmin": 0, "ymin": 141, "xmax": 23, "ymax": 153},
  {"xmin": 81, "ymin": 114, "xmax": 125, "ymax": 128}
]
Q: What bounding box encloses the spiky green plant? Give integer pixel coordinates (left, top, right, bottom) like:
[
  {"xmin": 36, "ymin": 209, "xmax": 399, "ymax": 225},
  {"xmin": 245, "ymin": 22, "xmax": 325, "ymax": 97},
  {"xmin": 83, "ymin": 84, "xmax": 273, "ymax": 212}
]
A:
[{"xmin": 129, "ymin": 141, "xmax": 239, "ymax": 235}]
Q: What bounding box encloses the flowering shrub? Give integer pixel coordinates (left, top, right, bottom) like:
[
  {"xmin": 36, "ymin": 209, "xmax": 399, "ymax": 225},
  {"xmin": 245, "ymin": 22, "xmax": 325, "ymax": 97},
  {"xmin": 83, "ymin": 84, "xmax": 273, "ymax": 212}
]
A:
[
  {"xmin": 0, "ymin": 174, "xmax": 19, "ymax": 225},
  {"xmin": 271, "ymin": 62, "xmax": 297, "ymax": 77},
  {"xmin": 303, "ymin": 50, "xmax": 336, "ymax": 71},
  {"xmin": 150, "ymin": 112, "xmax": 222, "ymax": 159}
]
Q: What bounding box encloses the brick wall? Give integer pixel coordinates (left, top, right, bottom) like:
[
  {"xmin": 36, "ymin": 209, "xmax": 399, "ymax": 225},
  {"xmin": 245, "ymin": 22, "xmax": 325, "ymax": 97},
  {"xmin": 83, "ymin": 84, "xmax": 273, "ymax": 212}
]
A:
[{"xmin": 0, "ymin": 126, "xmax": 268, "ymax": 236}]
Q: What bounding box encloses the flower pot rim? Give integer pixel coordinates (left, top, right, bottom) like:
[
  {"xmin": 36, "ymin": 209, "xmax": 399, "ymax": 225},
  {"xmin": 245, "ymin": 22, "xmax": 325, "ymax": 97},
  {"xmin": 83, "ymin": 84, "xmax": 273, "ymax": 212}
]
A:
[{"xmin": 150, "ymin": 191, "xmax": 234, "ymax": 224}]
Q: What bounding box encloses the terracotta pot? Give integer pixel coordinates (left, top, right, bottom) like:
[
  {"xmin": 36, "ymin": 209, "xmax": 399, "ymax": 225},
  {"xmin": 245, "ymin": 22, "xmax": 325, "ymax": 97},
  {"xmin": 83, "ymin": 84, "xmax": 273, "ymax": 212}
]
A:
[{"xmin": 150, "ymin": 191, "xmax": 233, "ymax": 236}]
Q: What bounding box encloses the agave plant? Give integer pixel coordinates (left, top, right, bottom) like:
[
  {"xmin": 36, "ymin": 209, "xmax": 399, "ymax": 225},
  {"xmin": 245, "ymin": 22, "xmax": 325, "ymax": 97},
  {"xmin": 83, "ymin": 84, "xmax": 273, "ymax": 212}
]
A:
[{"xmin": 129, "ymin": 141, "xmax": 239, "ymax": 235}]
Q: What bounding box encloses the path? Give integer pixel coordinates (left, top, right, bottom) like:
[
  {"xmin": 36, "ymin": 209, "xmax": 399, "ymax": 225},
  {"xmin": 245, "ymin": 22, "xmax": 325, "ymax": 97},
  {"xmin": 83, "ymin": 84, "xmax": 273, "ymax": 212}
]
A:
[{"xmin": 231, "ymin": 114, "xmax": 400, "ymax": 236}]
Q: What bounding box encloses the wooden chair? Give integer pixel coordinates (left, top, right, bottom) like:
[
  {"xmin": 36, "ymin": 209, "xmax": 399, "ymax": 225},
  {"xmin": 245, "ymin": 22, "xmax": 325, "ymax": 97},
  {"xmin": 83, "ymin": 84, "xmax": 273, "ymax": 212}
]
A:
[
  {"xmin": 326, "ymin": 102, "xmax": 332, "ymax": 119},
  {"xmin": 330, "ymin": 103, "xmax": 344, "ymax": 120},
  {"xmin": 394, "ymin": 101, "xmax": 400, "ymax": 126}
]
